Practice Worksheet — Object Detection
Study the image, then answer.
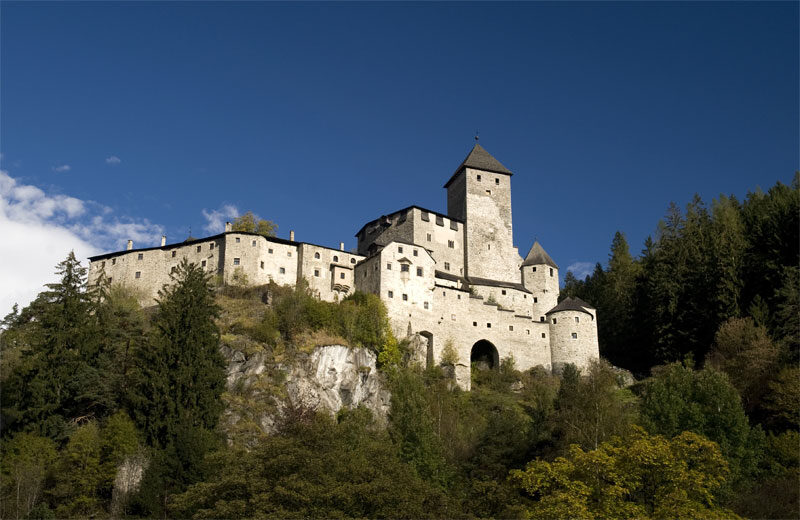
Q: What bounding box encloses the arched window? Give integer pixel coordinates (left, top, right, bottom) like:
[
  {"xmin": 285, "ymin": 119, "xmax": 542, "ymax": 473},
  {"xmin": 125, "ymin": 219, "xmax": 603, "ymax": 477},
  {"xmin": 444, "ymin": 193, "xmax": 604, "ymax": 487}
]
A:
[
  {"xmin": 314, "ymin": 252, "xmax": 320, "ymax": 259},
  {"xmin": 333, "ymin": 255, "xmax": 339, "ymax": 262}
]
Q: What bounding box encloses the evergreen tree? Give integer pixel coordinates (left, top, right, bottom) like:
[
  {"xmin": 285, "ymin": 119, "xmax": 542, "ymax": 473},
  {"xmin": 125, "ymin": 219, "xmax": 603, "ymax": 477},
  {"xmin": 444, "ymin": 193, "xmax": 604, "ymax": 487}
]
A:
[{"xmin": 127, "ymin": 259, "xmax": 226, "ymax": 513}]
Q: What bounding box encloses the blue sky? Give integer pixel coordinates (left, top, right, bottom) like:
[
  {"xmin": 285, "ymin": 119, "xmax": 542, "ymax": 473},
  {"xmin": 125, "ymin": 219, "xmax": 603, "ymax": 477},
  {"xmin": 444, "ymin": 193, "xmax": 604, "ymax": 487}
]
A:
[{"xmin": 1, "ymin": 1, "xmax": 797, "ymax": 314}]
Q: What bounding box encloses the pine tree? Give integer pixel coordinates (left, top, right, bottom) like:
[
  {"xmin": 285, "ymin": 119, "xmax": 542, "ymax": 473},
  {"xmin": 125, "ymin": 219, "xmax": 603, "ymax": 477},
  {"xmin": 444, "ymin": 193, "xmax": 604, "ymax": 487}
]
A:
[{"xmin": 127, "ymin": 259, "xmax": 226, "ymax": 513}]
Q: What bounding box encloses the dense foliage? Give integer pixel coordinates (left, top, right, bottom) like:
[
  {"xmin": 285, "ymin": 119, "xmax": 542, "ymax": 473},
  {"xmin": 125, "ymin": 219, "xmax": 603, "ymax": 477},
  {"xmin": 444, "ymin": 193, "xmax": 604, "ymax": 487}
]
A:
[{"xmin": 1, "ymin": 175, "xmax": 797, "ymax": 518}]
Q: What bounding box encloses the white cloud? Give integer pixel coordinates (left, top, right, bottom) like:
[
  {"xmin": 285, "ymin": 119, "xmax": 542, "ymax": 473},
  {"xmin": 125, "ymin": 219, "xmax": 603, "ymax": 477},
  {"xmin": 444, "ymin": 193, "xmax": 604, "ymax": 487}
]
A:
[
  {"xmin": 52, "ymin": 164, "xmax": 71, "ymax": 172},
  {"xmin": 202, "ymin": 204, "xmax": 239, "ymax": 233},
  {"xmin": 105, "ymin": 156, "xmax": 121, "ymax": 165},
  {"xmin": 566, "ymin": 261, "xmax": 595, "ymax": 280},
  {"xmin": 0, "ymin": 170, "xmax": 163, "ymax": 316}
]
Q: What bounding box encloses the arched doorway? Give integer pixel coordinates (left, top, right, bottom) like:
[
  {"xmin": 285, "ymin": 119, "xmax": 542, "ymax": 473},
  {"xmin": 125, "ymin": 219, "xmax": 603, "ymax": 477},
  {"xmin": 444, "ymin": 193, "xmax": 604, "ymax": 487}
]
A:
[{"xmin": 471, "ymin": 340, "xmax": 499, "ymax": 371}]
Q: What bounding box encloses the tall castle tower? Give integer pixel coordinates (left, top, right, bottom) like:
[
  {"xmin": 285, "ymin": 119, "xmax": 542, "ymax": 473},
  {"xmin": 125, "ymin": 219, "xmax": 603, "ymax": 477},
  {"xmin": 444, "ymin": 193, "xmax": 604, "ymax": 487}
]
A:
[{"xmin": 444, "ymin": 143, "xmax": 521, "ymax": 282}]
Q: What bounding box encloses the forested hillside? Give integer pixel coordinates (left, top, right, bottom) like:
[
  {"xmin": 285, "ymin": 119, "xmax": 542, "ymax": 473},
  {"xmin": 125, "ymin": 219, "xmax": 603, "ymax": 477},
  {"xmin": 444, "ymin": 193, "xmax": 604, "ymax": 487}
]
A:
[{"xmin": 1, "ymin": 175, "xmax": 797, "ymax": 519}]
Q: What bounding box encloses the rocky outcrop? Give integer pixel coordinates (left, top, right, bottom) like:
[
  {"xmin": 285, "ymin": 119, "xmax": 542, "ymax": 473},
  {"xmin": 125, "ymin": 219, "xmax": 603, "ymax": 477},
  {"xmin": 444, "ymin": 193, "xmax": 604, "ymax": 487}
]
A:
[{"xmin": 222, "ymin": 344, "xmax": 391, "ymax": 435}]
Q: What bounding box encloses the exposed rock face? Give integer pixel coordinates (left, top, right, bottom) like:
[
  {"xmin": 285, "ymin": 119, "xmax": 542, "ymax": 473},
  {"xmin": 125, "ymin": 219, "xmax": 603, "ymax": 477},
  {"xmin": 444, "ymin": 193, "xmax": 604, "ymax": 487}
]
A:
[
  {"xmin": 222, "ymin": 344, "xmax": 391, "ymax": 435},
  {"xmin": 285, "ymin": 345, "xmax": 391, "ymax": 425}
]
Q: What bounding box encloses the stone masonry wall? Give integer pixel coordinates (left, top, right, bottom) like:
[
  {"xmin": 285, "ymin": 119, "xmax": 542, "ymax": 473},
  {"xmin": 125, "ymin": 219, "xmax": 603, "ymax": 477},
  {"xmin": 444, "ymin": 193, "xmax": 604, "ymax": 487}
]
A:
[{"xmin": 549, "ymin": 309, "xmax": 599, "ymax": 372}]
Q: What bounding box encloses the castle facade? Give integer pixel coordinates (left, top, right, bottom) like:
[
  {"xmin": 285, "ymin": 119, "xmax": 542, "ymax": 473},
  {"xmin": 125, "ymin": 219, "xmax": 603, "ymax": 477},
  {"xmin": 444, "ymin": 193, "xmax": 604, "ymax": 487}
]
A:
[{"xmin": 88, "ymin": 144, "xmax": 599, "ymax": 389}]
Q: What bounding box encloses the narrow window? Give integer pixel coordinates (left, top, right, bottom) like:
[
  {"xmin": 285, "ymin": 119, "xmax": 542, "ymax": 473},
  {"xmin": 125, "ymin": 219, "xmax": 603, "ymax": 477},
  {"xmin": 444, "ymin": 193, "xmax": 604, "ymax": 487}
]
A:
[
  {"xmin": 448, "ymin": 240, "xmax": 454, "ymax": 248},
  {"xmin": 108, "ymin": 277, "xmax": 112, "ymax": 282},
  {"xmin": 457, "ymin": 294, "xmax": 461, "ymax": 300},
  {"xmin": 534, "ymin": 297, "xmax": 538, "ymax": 303},
  {"xmin": 495, "ymin": 178, "xmax": 499, "ymax": 185},
  {"xmin": 575, "ymin": 316, "xmax": 580, "ymax": 323},
  {"xmin": 210, "ymin": 243, "xmax": 214, "ymax": 250},
  {"xmin": 137, "ymin": 253, "xmax": 143, "ymax": 260},
  {"xmin": 236, "ymin": 237, "xmax": 240, "ymax": 243},
  {"xmin": 413, "ymin": 249, "xmax": 418, "ymax": 256},
  {"xmin": 287, "ymin": 251, "xmax": 292, "ymax": 257},
  {"xmin": 553, "ymin": 318, "xmax": 557, "ymax": 324},
  {"xmin": 509, "ymin": 325, "xmax": 514, "ymax": 331},
  {"xmin": 488, "ymin": 244, "xmax": 491, "ymax": 250},
  {"xmin": 416, "ymin": 267, "xmax": 423, "ymax": 276},
  {"xmin": 252, "ymin": 240, "xmax": 256, "ymax": 247},
  {"xmin": 444, "ymin": 262, "xmax": 450, "ymax": 270},
  {"xmin": 550, "ymin": 268, "xmax": 554, "ymax": 276},
  {"xmin": 279, "ymin": 267, "xmax": 286, "ymax": 274},
  {"xmin": 387, "ymin": 263, "xmax": 392, "ymax": 270},
  {"xmin": 233, "ymin": 258, "xmax": 240, "ymax": 265},
  {"xmin": 526, "ymin": 329, "xmax": 530, "ymax": 335},
  {"xmin": 532, "ymin": 266, "xmax": 536, "ymax": 272},
  {"xmin": 172, "ymin": 251, "xmax": 176, "ymax": 258},
  {"xmin": 402, "ymin": 294, "xmax": 408, "ymax": 301},
  {"xmin": 333, "ymin": 255, "xmax": 339, "ymax": 262},
  {"xmin": 388, "ymin": 291, "xmax": 394, "ymax": 298},
  {"xmin": 401, "ymin": 264, "xmax": 410, "ymax": 272},
  {"xmin": 398, "ymin": 246, "xmax": 403, "ymax": 253},
  {"xmin": 572, "ymin": 332, "xmax": 578, "ymax": 339},
  {"xmin": 171, "ymin": 267, "xmax": 176, "ymax": 273},
  {"xmin": 542, "ymin": 333, "xmax": 546, "ymax": 338},
  {"xmin": 197, "ymin": 246, "xmax": 202, "ymax": 252},
  {"xmin": 477, "ymin": 174, "xmax": 481, "ymax": 181},
  {"xmin": 473, "ymin": 321, "xmax": 477, "ymax": 327},
  {"xmin": 112, "ymin": 258, "xmax": 116, "ymax": 265},
  {"xmin": 423, "ymin": 301, "xmax": 429, "ymax": 309},
  {"xmin": 427, "ymin": 233, "xmax": 431, "ymax": 241},
  {"xmin": 524, "ymin": 294, "xmax": 527, "ymax": 299},
  {"xmin": 340, "ymin": 272, "xmax": 345, "ymax": 279},
  {"xmin": 135, "ymin": 271, "xmax": 141, "ymax": 279},
  {"xmin": 260, "ymin": 261, "xmax": 264, "ymax": 269},
  {"xmin": 202, "ymin": 260, "xmax": 206, "ymax": 267},
  {"xmin": 315, "ymin": 252, "xmax": 320, "ymax": 259},
  {"xmin": 315, "ymin": 269, "xmax": 320, "ymax": 277},
  {"xmin": 540, "ymin": 316, "xmax": 545, "ymax": 322}
]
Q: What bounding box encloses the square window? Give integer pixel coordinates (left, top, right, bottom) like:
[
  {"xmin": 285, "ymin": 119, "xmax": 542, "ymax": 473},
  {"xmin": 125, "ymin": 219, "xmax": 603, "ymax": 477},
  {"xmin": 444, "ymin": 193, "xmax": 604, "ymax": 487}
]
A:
[
  {"xmin": 287, "ymin": 251, "xmax": 292, "ymax": 257},
  {"xmin": 315, "ymin": 269, "xmax": 320, "ymax": 277},
  {"xmin": 197, "ymin": 246, "xmax": 201, "ymax": 253},
  {"xmin": 540, "ymin": 316, "xmax": 545, "ymax": 322},
  {"xmin": 135, "ymin": 271, "xmax": 141, "ymax": 279},
  {"xmin": 416, "ymin": 267, "xmax": 423, "ymax": 276},
  {"xmin": 487, "ymin": 323, "xmax": 491, "ymax": 328},
  {"xmin": 233, "ymin": 258, "xmax": 240, "ymax": 265},
  {"xmin": 340, "ymin": 273, "xmax": 345, "ymax": 279},
  {"xmin": 280, "ymin": 267, "xmax": 286, "ymax": 274},
  {"xmin": 268, "ymin": 248, "xmax": 273, "ymax": 254},
  {"xmin": 423, "ymin": 301, "xmax": 429, "ymax": 309},
  {"xmin": 402, "ymin": 294, "xmax": 408, "ymax": 301},
  {"xmin": 202, "ymin": 260, "xmax": 206, "ymax": 267},
  {"xmin": 388, "ymin": 291, "xmax": 394, "ymax": 298},
  {"xmin": 486, "ymin": 190, "xmax": 491, "ymax": 195},
  {"xmin": 444, "ymin": 262, "xmax": 450, "ymax": 270},
  {"xmin": 260, "ymin": 261, "xmax": 265, "ymax": 269},
  {"xmin": 108, "ymin": 277, "xmax": 112, "ymax": 282},
  {"xmin": 448, "ymin": 240, "xmax": 454, "ymax": 248},
  {"xmin": 236, "ymin": 237, "xmax": 240, "ymax": 243},
  {"xmin": 501, "ymin": 290, "xmax": 506, "ymax": 295},
  {"xmin": 572, "ymin": 332, "xmax": 578, "ymax": 339},
  {"xmin": 435, "ymin": 215, "xmax": 444, "ymax": 226},
  {"xmin": 387, "ymin": 263, "xmax": 392, "ymax": 270},
  {"xmin": 542, "ymin": 333, "xmax": 546, "ymax": 338},
  {"xmin": 137, "ymin": 253, "xmax": 143, "ymax": 260},
  {"xmin": 473, "ymin": 321, "xmax": 477, "ymax": 327},
  {"xmin": 420, "ymin": 211, "xmax": 430, "ymax": 222},
  {"xmin": 413, "ymin": 249, "xmax": 418, "ymax": 256},
  {"xmin": 509, "ymin": 325, "xmax": 513, "ymax": 331},
  {"xmin": 398, "ymin": 246, "xmax": 403, "ymax": 253},
  {"xmin": 401, "ymin": 264, "xmax": 410, "ymax": 272},
  {"xmin": 427, "ymin": 233, "xmax": 431, "ymax": 242}
]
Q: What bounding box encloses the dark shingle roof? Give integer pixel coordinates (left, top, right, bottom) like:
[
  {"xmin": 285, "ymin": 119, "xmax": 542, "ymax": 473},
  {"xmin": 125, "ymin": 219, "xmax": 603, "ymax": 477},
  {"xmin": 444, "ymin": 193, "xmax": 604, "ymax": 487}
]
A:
[
  {"xmin": 546, "ymin": 297, "xmax": 596, "ymax": 316},
  {"xmin": 521, "ymin": 241, "xmax": 559, "ymax": 269},
  {"xmin": 467, "ymin": 276, "xmax": 532, "ymax": 294},
  {"xmin": 444, "ymin": 143, "xmax": 513, "ymax": 188}
]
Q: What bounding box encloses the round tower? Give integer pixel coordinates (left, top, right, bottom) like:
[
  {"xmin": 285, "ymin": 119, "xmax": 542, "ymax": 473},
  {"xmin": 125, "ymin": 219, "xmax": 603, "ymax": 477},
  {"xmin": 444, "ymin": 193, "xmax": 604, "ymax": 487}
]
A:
[
  {"xmin": 547, "ymin": 297, "xmax": 599, "ymax": 373},
  {"xmin": 521, "ymin": 241, "xmax": 560, "ymax": 321}
]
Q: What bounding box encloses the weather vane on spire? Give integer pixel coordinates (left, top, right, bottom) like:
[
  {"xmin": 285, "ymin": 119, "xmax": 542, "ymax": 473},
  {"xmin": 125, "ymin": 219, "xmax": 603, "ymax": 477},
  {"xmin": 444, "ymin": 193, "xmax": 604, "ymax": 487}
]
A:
[{"xmin": 474, "ymin": 131, "xmax": 479, "ymax": 142}]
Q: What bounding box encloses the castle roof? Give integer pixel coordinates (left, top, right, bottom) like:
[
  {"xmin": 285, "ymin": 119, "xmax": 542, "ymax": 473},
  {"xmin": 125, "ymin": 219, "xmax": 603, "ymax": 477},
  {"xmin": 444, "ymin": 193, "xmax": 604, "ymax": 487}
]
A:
[
  {"xmin": 546, "ymin": 296, "xmax": 595, "ymax": 316},
  {"xmin": 354, "ymin": 205, "xmax": 461, "ymax": 238},
  {"xmin": 444, "ymin": 143, "xmax": 513, "ymax": 188},
  {"xmin": 521, "ymin": 241, "xmax": 559, "ymax": 269}
]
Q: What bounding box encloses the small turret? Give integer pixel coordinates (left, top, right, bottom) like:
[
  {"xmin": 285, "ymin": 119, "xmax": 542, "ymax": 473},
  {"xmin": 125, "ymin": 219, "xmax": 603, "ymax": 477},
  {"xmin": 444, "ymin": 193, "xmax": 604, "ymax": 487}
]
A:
[
  {"xmin": 547, "ymin": 297, "xmax": 599, "ymax": 373},
  {"xmin": 521, "ymin": 241, "xmax": 559, "ymax": 321}
]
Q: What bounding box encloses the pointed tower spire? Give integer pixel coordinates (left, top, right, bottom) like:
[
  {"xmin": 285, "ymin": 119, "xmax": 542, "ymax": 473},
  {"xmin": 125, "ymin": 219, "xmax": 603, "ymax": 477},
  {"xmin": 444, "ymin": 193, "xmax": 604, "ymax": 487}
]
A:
[{"xmin": 522, "ymin": 241, "xmax": 559, "ymax": 268}]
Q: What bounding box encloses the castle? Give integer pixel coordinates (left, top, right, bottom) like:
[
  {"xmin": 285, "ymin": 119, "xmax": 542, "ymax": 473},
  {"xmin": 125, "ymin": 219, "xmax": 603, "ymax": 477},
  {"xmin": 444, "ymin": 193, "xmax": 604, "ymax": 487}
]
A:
[{"xmin": 88, "ymin": 143, "xmax": 599, "ymax": 389}]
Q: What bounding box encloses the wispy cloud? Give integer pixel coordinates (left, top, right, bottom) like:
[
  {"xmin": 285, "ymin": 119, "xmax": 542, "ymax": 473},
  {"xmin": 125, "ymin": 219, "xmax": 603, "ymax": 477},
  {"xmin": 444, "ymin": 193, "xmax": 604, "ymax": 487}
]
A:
[
  {"xmin": 566, "ymin": 261, "xmax": 595, "ymax": 280},
  {"xmin": 105, "ymin": 155, "xmax": 121, "ymax": 165},
  {"xmin": 0, "ymin": 170, "xmax": 164, "ymax": 316},
  {"xmin": 52, "ymin": 164, "xmax": 71, "ymax": 173},
  {"xmin": 202, "ymin": 204, "xmax": 239, "ymax": 233}
]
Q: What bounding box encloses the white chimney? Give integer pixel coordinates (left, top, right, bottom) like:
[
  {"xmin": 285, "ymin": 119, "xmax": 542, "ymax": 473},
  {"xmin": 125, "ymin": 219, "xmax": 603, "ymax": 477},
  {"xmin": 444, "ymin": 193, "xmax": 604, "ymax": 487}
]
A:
[
  {"xmin": 224, "ymin": 221, "xmax": 232, "ymax": 232},
  {"xmin": 290, "ymin": 230, "xmax": 295, "ymax": 241},
  {"xmin": 160, "ymin": 235, "xmax": 166, "ymax": 247},
  {"xmin": 126, "ymin": 240, "xmax": 133, "ymax": 250},
  {"xmin": 339, "ymin": 242, "xmax": 344, "ymax": 251}
]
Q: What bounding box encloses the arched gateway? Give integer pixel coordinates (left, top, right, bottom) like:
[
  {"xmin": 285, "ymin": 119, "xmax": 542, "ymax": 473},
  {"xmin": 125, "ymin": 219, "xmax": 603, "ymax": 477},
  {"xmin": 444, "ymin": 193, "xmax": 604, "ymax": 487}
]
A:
[{"xmin": 470, "ymin": 340, "xmax": 499, "ymax": 371}]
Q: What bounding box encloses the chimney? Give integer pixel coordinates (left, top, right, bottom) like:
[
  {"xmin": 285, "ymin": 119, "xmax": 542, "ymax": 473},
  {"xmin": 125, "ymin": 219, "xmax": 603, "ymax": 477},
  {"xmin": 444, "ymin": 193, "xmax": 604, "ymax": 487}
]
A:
[
  {"xmin": 339, "ymin": 242, "xmax": 344, "ymax": 251},
  {"xmin": 224, "ymin": 221, "xmax": 232, "ymax": 232},
  {"xmin": 290, "ymin": 230, "xmax": 295, "ymax": 241},
  {"xmin": 126, "ymin": 240, "xmax": 133, "ymax": 251},
  {"xmin": 160, "ymin": 235, "xmax": 166, "ymax": 247}
]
